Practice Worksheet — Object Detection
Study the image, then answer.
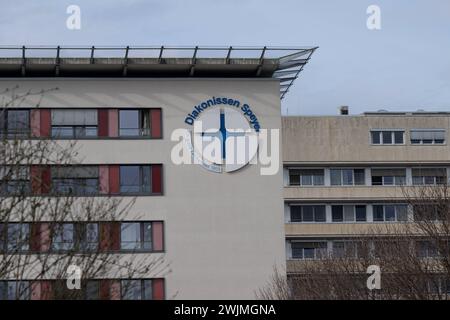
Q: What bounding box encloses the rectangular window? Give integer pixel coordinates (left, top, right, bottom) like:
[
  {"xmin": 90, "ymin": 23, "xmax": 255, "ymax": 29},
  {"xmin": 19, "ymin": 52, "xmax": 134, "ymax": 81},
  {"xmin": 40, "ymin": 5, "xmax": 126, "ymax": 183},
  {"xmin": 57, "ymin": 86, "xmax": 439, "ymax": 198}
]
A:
[
  {"xmin": 371, "ymin": 130, "xmax": 404, "ymax": 145},
  {"xmin": 51, "ymin": 109, "xmax": 98, "ymax": 138},
  {"xmin": 413, "ymin": 204, "xmax": 441, "ymax": 221},
  {"xmin": 371, "ymin": 168, "xmax": 406, "ymax": 186},
  {"xmin": 119, "ymin": 165, "xmax": 151, "ymax": 194},
  {"xmin": 332, "ymin": 241, "xmax": 359, "ymax": 259},
  {"xmin": 412, "ymin": 168, "xmax": 447, "ymax": 186},
  {"xmin": 121, "ymin": 279, "xmax": 153, "ymax": 300},
  {"xmin": 416, "ymin": 241, "xmax": 438, "ymax": 258},
  {"xmin": 411, "ymin": 129, "xmax": 446, "ymax": 144},
  {"xmin": 6, "ymin": 223, "xmax": 30, "ymax": 252},
  {"xmin": 0, "ymin": 281, "xmax": 31, "ymax": 300},
  {"xmin": 332, "ymin": 205, "xmax": 343, "ymax": 222},
  {"xmin": 373, "ymin": 204, "xmax": 408, "ymax": 222},
  {"xmin": 52, "ymin": 166, "xmax": 99, "ymax": 195},
  {"xmin": 52, "ymin": 223, "xmax": 75, "ymax": 251},
  {"xmin": 291, "ymin": 242, "xmax": 327, "ymax": 260},
  {"xmin": 290, "ymin": 205, "xmax": 326, "ymax": 222},
  {"xmin": 0, "ymin": 109, "xmax": 30, "ymax": 138},
  {"xmin": 119, "ymin": 109, "xmax": 150, "ymax": 137},
  {"xmin": 330, "ymin": 169, "xmax": 365, "ymax": 186},
  {"xmin": 0, "ymin": 166, "xmax": 30, "ymax": 195},
  {"xmin": 288, "ymin": 169, "xmax": 324, "ymax": 186},
  {"xmin": 331, "ymin": 205, "xmax": 366, "ymax": 222},
  {"xmin": 78, "ymin": 223, "xmax": 99, "ymax": 251},
  {"xmin": 120, "ymin": 222, "xmax": 152, "ymax": 251}
]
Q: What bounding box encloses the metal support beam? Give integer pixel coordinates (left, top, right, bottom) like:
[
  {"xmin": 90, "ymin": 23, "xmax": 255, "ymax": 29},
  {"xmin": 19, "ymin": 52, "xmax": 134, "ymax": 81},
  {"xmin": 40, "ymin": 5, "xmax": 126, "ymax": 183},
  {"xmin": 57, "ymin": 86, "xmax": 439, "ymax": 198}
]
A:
[
  {"xmin": 90, "ymin": 46, "xmax": 95, "ymax": 64},
  {"xmin": 123, "ymin": 46, "xmax": 129, "ymax": 76},
  {"xmin": 21, "ymin": 46, "xmax": 26, "ymax": 76},
  {"xmin": 55, "ymin": 46, "xmax": 60, "ymax": 76},
  {"xmin": 256, "ymin": 46, "xmax": 266, "ymax": 76},
  {"xmin": 158, "ymin": 46, "xmax": 164, "ymax": 64},
  {"xmin": 190, "ymin": 46, "xmax": 198, "ymax": 76},
  {"xmin": 226, "ymin": 46, "xmax": 232, "ymax": 64}
]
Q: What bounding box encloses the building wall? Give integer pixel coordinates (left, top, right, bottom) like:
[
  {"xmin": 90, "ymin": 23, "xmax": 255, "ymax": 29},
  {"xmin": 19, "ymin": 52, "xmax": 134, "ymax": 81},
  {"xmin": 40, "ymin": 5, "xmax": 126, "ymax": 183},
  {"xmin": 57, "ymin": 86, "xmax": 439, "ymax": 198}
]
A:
[
  {"xmin": 283, "ymin": 115, "xmax": 450, "ymax": 164},
  {"xmin": 0, "ymin": 78, "xmax": 285, "ymax": 299}
]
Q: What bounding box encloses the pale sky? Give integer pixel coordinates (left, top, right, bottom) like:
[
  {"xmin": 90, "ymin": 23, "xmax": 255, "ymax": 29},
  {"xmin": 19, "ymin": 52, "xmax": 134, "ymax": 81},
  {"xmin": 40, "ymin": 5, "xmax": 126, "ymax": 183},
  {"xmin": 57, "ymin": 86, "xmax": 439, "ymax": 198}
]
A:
[{"xmin": 1, "ymin": 0, "xmax": 449, "ymax": 115}]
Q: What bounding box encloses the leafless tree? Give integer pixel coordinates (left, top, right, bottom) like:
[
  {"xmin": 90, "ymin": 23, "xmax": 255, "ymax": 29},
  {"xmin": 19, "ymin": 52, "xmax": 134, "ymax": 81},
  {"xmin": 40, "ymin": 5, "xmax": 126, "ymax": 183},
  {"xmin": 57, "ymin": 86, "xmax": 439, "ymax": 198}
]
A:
[
  {"xmin": 258, "ymin": 184, "xmax": 450, "ymax": 300},
  {"xmin": 0, "ymin": 87, "xmax": 169, "ymax": 300}
]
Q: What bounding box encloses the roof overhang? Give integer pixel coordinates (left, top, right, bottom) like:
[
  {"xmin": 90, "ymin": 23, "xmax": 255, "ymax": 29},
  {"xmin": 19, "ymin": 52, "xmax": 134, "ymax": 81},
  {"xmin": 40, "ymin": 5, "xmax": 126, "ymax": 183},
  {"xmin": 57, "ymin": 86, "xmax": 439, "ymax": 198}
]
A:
[{"xmin": 0, "ymin": 46, "xmax": 317, "ymax": 99}]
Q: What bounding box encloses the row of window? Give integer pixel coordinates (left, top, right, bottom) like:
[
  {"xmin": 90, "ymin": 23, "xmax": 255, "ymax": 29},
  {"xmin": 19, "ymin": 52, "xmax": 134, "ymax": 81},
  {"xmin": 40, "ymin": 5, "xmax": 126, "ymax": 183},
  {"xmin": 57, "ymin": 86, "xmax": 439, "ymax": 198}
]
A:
[
  {"xmin": 0, "ymin": 108, "xmax": 162, "ymax": 139},
  {"xmin": 0, "ymin": 164, "xmax": 162, "ymax": 196},
  {"xmin": 370, "ymin": 129, "xmax": 446, "ymax": 145},
  {"xmin": 0, "ymin": 279, "xmax": 164, "ymax": 300},
  {"xmin": 288, "ymin": 239, "xmax": 447, "ymax": 260},
  {"xmin": 289, "ymin": 204, "xmax": 408, "ymax": 223},
  {"xmin": 288, "ymin": 168, "xmax": 447, "ymax": 186},
  {"xmin": 0, "ymin": 221, "xmax": 163, "ymax": 253}
]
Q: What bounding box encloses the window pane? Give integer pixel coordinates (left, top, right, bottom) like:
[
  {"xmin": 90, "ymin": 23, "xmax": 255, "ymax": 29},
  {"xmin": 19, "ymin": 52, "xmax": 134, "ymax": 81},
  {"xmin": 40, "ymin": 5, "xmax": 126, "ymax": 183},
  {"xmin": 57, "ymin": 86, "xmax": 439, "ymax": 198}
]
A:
[
  {"xmin": 143, "ymin": 280, "xmax": 153, "ymax": 300},
  {"xmin": 373, "ymin": 205, "xmax": 384, "ymax": 221},
  {"xmin": 300, "ymin": 175, "xmax": 312, "ymax": 186},
  {"xmin": 7, "ymin": 110, "xmax": 29, "ymax": 137},
  {"xmin": 396, "ymin": 205, "xmax": 408, "ymax": 221},
  {"xmin": 385, "ymin": 205, "xmax": 396, "ymax": 221},
  {"xmin": 371, "ymin": 176, "xmax": 382, "ymax": 186},
  {"xmin": 355, "ymin": 205, "xmax": 367, "ymax": 222},
  {"xmin": 394, "ymin": 131, "xmax": 403, "ymax": 144},
  {"xmin": 121, "ymin": 223, "xmax": 141, "ymax": 250},
  {"xmin": 119, "ymin": 110, "xmax": 140, "ymax": 136},
  {"xmin": 7, "ymin": 224, "xmax": 29, "ymax": 251},
  {"xmin": 52, "ymin": 127, "xmax": 74, "ymax": 138},
  {"xmin": 395, "ymin": 176, "xmax": 406, "ymax": 185},
  {"xmin": 120, "ymin": 166, "xmax": 140, "ymax": 193},
  {"xmin": 85, "ymin": 281, "xmax": 99, "ymax": 300},
  {"xmin": 354, "ymin": 169, "xmax": 365, "ymax": 185},
  {"xmin": 289, "ymin": 173, "xmax": 300, "ymax": 186},
  {"xmin": 314, "ymin": 206, "xmax": 326, "ymax": 222},
  {"xmin": 330, "ymin": 169, "xmax": 341, "ymax": 186},
  {"xmin": 383, "ymin": 176, "xmax": 394, "ymax": 185},
  {"xmin": 342, "ymin": 169, "xmax": 353, "ymax": 185},
  {"xmin": 313, "ymin": 174, "xmax": 324, "ymax": 186},
  {"xmin": 52, "ymin": 224, "xmax": 74, "ymax": 250},
  {"xmin": 121, "ymin": 280, "xmax": 142, "ymax": 300},
  {"xmin": 343, "ymin": 205, "xmax": 355, "ymax": 222},
  {"xmin": 332, "ymin": 206, "xmax": 343, "ymax": 222},
  {"xmin": 290, "ymin": 206, "xmax": 302, "ymax": 222},
  {"xmin": 382, "ymin": 131, "xmax": 392, "ymax": 144},
  {"xmin": 371, "ymin": 131, "xmax": 380, "ymax": 144},
  {"xmin": 412, "ymin": 176, "xmax": 424, "ymax": 185},
  {"xmin": 143, "ymin": 222, "xmax": 152, "ymax": 250},
  {"xmin": 302, "ymin": 206, "xmax": 314, "ymax": 222}
]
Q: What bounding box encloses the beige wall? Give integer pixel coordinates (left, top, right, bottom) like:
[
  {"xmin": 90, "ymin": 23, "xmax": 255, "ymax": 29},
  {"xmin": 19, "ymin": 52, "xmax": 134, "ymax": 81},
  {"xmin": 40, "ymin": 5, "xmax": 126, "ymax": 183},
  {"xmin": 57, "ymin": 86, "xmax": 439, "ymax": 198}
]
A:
[
  {"xmin": 283, "ymin": 115, "xmax": 450, "ymax": 164},
  {"xmin": 0, "ymin": 78, "xmax": 285, "ymax": 299}
]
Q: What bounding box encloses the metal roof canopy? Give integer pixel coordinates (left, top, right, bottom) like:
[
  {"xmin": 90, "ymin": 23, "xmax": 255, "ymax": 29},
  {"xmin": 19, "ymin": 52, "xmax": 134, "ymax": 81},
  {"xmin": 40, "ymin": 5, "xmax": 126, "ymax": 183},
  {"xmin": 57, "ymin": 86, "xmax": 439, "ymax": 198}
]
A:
[{"xmin": 0, "ymin": 46, "xmax": 317, "ymax": 99}]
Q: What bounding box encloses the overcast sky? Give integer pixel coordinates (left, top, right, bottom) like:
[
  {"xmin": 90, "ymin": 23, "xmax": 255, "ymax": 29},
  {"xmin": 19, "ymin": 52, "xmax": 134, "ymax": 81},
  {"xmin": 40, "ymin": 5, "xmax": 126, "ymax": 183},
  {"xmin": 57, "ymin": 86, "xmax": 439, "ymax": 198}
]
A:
[{"xmin": 1, "ymin": 0, "xmax": 449, "ymax": 115}]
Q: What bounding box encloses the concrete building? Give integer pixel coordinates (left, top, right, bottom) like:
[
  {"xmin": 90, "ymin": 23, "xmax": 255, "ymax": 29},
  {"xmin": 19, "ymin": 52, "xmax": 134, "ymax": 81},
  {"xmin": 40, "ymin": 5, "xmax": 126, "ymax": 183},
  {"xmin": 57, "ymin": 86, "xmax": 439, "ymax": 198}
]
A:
[
  {"xmin": 282, "ymin": 109, "xmax": 450, "ymax": 275},
  {"xmin": 0, "ymin": 46, "xmax": 316, "ymax": 300}
]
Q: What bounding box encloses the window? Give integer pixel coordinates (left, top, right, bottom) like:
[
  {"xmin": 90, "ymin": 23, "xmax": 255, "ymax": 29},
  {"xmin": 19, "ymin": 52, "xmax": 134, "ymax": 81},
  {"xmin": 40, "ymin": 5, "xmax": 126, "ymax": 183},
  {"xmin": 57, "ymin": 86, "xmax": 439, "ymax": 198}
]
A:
[
  {"xmin": 5, "ymin": 223, "xmax": 30, "ymax": 252},
  {"xmin": 0, "ymin": 166, "xmax": 30, "ymax": 195},
  {"xmin": 52, "ymin": 166, "xmax": 99, "ymax": 195},
  {"xmin": 120, "ymin": 222, "xmax": 152, "ymax": 251},
  {"xmin": 52, "ymin": 223, "xmax": 75, "ymax": 251},
  {"xmin": 85, "ymin": 281, "xmax": 100, "ymax": 300},
  {"xmin": 288, "ymin": 169, "xmax": 324, "ymax": 186},
  {"xmin": 119, "ymin": 109, "xmax": 150, "ymax": 137},
  {"xmin": 0, "ymin": 109, "xmax": 30, "ymax": 138},
  {"xmin": 290, "ymin": 205, "xmax": 326, "ymax": 222},
  {"xmin": 330, "ymin": 169, "xmax": 365, "ymax": 186},
  {"xmin": 78, "ymin": 223, "xmax": 99, "ymax": 251},
  {"xmin": 332, "ymin": 241, "xmax": 360, "ymax": 258},
  {"xmin": 291, "ymin": 242, "xmax": 327, "ymax": 260},
  {"xmin": 416, "ymin": 241, "xmax": 439, "ymax": 258},
  {"xmin": 371, "ymin": 130, "xmax": 404, "ymax": 145},
  {"xmin": 120, "ymin": 165, "xmax": 151, "ymax": 194},
  {"xmin": 411, "ymin": 129, "xmax": 446, "ymax": 144},
  {"xmin": 412, "ymin": 168, "xmax": 447, "ymax": 185},
  {"xmin": 413, "ymin": 204, "xmax": 442, "ymax": 221},
  {"xmin": 52, "ymin": 223, "xmax": 98, "ymax": 251},
  {"xmin": 332, "ymin": 205, "xmax": 343, "ymax": 222},
  {"xmin": 121, "ymin": 280, "xmax": 153, "ymax": 300},
  {"xmin": 51, "ymin": 109, "xmax": 98, "ymax": 138},
  {"xmin": 0, "ymin": 281, "xmax": 30, "ymax": 300},
  {"xmin": 371, "ymin": 168, "xmax": 406, "ymax": 186},
  {"xmin": 332, "ymin": 205, "xmax": 366, "ymax": 222},
  {"xmin": 373, "ymin": 204, "xmax": 408, "ymax": 222}
]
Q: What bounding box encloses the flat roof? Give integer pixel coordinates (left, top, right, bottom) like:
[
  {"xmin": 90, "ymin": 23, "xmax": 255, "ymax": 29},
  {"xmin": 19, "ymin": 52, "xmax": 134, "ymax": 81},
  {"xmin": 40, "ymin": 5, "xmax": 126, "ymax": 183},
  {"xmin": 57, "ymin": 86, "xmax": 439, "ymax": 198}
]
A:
[{"xmin": 0, "ymin": 46, "xmax": 317, "ymax": 99}]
